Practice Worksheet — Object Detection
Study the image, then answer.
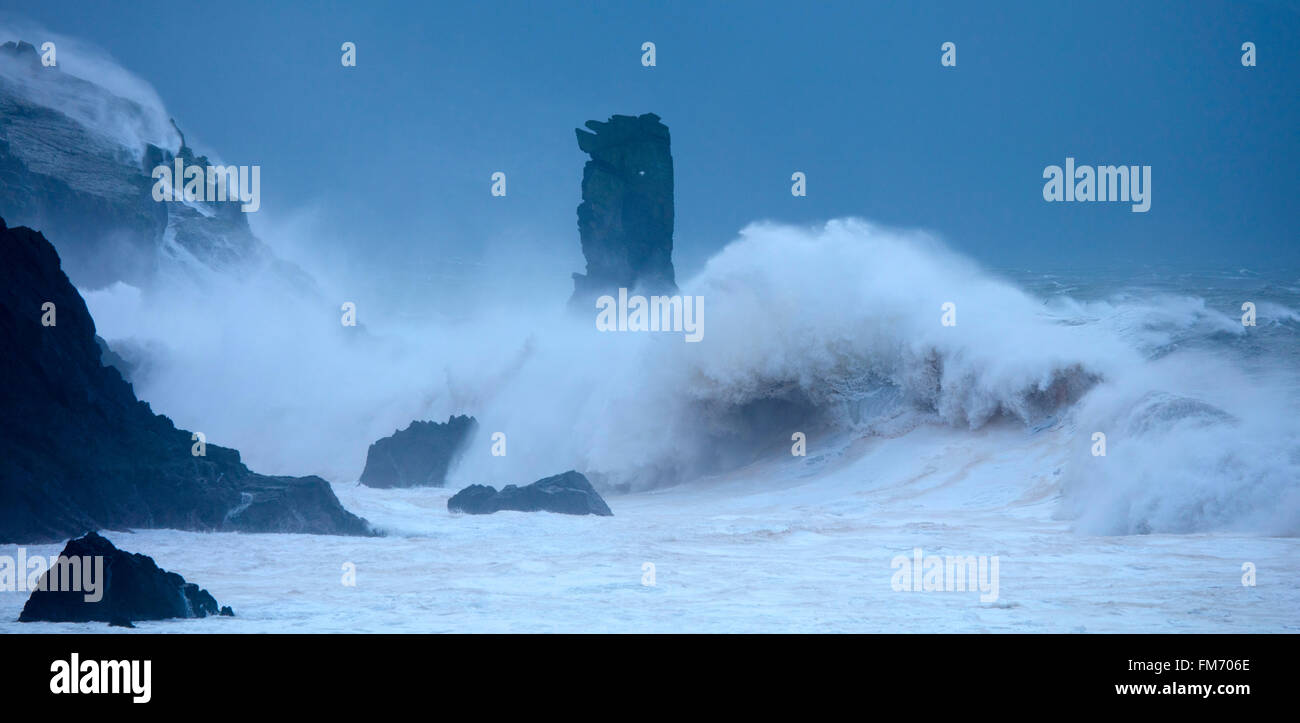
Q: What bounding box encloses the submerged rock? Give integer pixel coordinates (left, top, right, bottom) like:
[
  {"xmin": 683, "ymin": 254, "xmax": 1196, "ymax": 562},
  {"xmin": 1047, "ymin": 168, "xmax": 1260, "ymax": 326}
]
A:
[
  {"xmin": 448, "ymin": 470, "xmax": 613, "ymax": 516},
  {"xmin": 360, "ymin": 415, "xmax": 477, "ymax": 488},
  {"xmin": 0, "ymin": 217, "xmax": 375, "ymax": 543},
  {"xmin": 19, "ymin": 531, "xmax": 232, "ymax": 624},
  {"xmin": 569, "ymin": 113, "xmax": 677, "ymax": 309}
]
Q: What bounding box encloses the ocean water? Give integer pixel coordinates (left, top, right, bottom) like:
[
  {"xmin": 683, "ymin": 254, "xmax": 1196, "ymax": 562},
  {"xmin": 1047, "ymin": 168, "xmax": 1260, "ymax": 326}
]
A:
[
  {"xmin": 2, "ymin": 424, "xmax": 1296, "ymax": 633},
  {"xmin": 5, "ymin": 221, "xmax": 1299, "ymax": 633}
]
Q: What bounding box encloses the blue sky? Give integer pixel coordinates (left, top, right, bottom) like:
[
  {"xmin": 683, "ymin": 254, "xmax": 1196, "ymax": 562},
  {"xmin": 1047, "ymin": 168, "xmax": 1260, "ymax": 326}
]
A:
[{"xmin": 4, "ymin": 0, "xmax": 1298, "ymax": 282}]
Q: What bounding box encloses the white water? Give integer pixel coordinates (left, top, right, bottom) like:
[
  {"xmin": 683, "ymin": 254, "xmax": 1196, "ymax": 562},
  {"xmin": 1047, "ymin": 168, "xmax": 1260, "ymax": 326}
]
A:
[
  {"xmin": 79, "ymin": 219, "xmax": 1300, "ymax": 536},
  {"xmin": 3, "ymin": 420, "xmax": 1297, "ymax": 632},
  {"xmin": 7, "ymin": 218, "xmax": 1291, "ymax": 632}
]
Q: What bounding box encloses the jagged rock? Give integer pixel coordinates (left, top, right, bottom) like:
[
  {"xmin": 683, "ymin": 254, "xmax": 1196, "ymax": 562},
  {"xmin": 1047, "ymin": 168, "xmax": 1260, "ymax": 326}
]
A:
[
  {"xmin": 19, "ymin": 531, "xmax": 229, "ymax": 624},
  {"xmin": 360, "ymin": 415, "xmax": 477, "ymax": 488},
  {"xmin": 94, "ymin": 335, "xmax": 137, "ymax": 381},
  {"xmin": 448, "ymin": 471, "xmax": 613, "ymax": 516},
  {"xmin": 0, "ymin": 40, "xmax": 305, "ymax": 291},
  {"xmin": 0, "ymin": 217, "xmax": 376, "ymax": 542},
  {"xmin": 569, "ymin": 113, "xmax": 677, "ymax": 308},
  {"xmin": 221, "ymin": 475, "xmax": 373, "ymax": 535}
]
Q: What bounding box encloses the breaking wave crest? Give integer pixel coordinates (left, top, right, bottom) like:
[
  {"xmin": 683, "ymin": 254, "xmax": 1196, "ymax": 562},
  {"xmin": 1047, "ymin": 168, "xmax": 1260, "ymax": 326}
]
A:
[{"xmin": 85, "ymin": 218, "xmax": 1299, "ymax": 536}]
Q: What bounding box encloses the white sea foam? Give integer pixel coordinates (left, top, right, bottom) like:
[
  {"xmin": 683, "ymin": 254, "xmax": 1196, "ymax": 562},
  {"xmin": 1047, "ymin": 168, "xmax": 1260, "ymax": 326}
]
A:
[{"xmin": 77, "ymin": 217, "xmax": 1300, "ymax": 537}]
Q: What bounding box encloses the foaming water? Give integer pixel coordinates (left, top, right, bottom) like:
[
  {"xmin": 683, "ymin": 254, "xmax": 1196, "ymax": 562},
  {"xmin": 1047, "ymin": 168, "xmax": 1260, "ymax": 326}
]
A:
[
  {"xmin": 9, "ymin": 221, "xmax": 1300, "ymax": 633},
  {"xmin": 77, "ymin": 218, "xmax": 1299, "ymax": 537}
]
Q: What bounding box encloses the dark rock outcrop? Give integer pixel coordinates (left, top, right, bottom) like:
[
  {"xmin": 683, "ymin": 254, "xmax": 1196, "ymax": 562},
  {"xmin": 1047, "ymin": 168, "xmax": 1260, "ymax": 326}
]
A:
[
  {"xmin": 569, "ymin": 113, "xmax": 677, "ymax": 309},
  {"xmin": 448, "ymin": 471, "xmax": 613, "ymax": 516},
  {"xmin": 0, "ymin": 217, "xmax": 375, "ymax": 543},
  {"xmin": 19, "ymin": 531, "xmax": 234, "ymax": 624},
  {"xmin": 360, "ymin": 415, "xmax": 477, "ymax": 488},
  {"xmin": 221, "ymin": 476, "xmax": 373, "ymax": 535}
]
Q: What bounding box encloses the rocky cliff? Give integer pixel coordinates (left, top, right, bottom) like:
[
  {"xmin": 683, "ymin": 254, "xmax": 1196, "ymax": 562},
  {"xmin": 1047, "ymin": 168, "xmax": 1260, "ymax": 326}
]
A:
[
  {"xmin": 0, "ymin": 40, "xmax": 301, "ymax": 291},
  {"xmin": 0, "ymin": 216, "xmax": 374, "ymax": 543}
]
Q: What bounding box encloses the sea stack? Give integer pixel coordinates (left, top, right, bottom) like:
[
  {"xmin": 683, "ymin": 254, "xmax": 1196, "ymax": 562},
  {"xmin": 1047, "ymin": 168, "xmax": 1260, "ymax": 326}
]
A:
[{"xmin": 569, "ymin": 113, "xmax": 677, "ymax": 309}]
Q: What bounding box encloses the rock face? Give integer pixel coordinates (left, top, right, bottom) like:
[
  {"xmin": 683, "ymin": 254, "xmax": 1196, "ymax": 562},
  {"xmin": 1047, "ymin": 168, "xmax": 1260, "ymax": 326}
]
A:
[
  {"xmin": 0, "ymin": 40, "xmax": 305, "ymax": 291},
  {"xmin": 360, "ymin": 415, "xmax": 478, "ymax": 488},
  {"xmin": 19, "ymin": 531, "xmax": 234, "ymax": 624},
  {"xmin": 447, "ymin": 471, "xmax": 613, "ymax": 516},
  {"xmin": 569, "ymin": 113, "xmax": 677, "ymax": 309},
  {"xmin": 0, "ymin": 217, "xmax": 375, "ymax": 543}
]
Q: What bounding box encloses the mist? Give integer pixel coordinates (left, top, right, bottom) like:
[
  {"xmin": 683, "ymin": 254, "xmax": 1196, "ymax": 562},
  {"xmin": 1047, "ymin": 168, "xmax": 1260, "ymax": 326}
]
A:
[{"xmin": 81, "ymin": 217, "xmax": 1113, "ymax": 486}]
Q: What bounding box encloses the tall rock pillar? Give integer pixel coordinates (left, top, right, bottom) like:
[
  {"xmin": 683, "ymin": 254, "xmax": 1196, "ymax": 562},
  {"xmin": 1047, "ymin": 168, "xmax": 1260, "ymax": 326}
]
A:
[{"xmin": 570, "ymin": 113, "xmax": 677, "ymax": 309}]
